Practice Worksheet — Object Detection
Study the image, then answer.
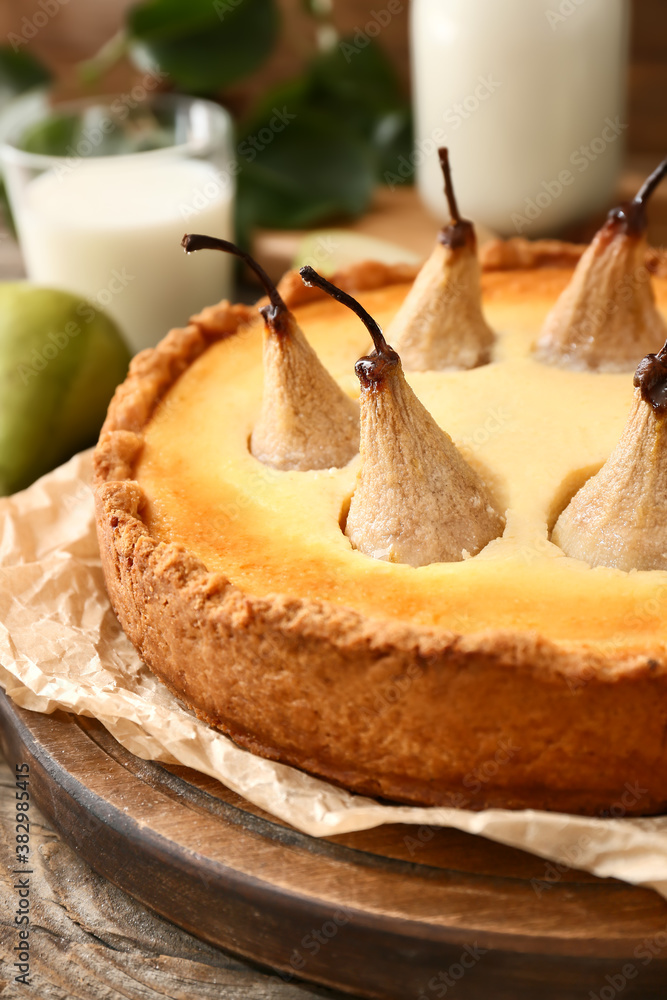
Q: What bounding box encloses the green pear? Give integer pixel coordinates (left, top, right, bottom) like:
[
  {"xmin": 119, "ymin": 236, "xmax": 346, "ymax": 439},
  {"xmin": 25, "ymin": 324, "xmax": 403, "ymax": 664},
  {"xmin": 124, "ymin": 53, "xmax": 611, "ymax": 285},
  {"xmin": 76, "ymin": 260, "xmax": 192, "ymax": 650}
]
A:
[{"xmin": 0, "ymin": 283, "xmax": 130, "ymax": 495}]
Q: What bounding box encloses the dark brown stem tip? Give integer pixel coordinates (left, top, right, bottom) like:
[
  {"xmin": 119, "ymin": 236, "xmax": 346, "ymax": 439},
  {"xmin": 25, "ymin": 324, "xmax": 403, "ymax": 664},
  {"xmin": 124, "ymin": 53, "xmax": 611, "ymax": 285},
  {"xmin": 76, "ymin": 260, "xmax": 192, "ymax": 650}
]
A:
[
  {"xmin": 606, "ymin": 155, "xmax": 667, "ymax": 236},
  {"xmin": 182, "ymin": 233, "xmax": 205, "ymax": 252},
  {"xmin": 633, "ymin": 340, "xmax": 667, "ymax": 414},
  {"xmin": 436, "ymin": 147, "xmax": 474, "ymax": 250},
  {"xmin": 181, "ymin": 232, "xmax": 288, "ymax": 324}
]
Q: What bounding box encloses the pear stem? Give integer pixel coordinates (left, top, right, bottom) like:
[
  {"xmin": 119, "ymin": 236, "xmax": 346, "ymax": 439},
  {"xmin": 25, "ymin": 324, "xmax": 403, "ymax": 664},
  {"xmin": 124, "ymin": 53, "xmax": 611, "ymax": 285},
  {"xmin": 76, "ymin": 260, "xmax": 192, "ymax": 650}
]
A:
[
  {"xmin": 634, "ymin": 156, "xmax": 667, "ymax": 209},
  {"xmin": 438, "ymin": 147, "xmax": 460, "ymax": 224},
  {"xmin": 608, "ymin": 156, "xmax": 667, "ymax": 235},
  {"xmin": 299, "ymin": 266, "xmax": 394, "ymax": 358},
  {"xmin": 181, "ymin": 233, "xmax": 288, "ymax": 328}
]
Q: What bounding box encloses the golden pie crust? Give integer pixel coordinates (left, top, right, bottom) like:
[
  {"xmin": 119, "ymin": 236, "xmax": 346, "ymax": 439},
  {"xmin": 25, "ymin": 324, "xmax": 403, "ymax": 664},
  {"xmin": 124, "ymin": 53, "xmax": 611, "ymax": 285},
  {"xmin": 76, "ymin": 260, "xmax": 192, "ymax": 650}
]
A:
[{"xmin": 94, "ymin": 239, "xmax": 667, "ymax": 817}]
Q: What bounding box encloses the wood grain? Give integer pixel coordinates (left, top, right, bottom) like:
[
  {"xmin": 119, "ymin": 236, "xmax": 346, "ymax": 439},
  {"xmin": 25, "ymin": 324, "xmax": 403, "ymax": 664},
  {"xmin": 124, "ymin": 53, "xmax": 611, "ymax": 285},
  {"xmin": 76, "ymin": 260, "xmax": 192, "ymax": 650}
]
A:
[
  {"xmin": 0, "ymin": 746, "xmax": 330, "ymax": 999},
  {"xmin": 1, "ymin": 692, "xmax": 667, "ymax": 1000}
]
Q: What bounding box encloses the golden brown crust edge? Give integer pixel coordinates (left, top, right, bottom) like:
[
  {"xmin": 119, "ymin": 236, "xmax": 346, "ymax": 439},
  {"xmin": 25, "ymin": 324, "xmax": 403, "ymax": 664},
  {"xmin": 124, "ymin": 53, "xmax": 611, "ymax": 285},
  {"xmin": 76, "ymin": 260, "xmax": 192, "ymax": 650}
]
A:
[{"xmin": 94, "ymin": 249, "xmax": 667, "ymax": 816}]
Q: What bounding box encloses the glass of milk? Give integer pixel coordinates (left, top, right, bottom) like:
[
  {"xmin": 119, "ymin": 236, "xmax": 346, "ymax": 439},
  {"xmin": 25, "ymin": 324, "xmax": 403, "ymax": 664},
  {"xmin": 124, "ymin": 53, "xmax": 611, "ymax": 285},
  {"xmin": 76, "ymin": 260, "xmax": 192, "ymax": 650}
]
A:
[
  {"xmin": 0, "ymin": 92, "xmax": 235, "ymax": 352},
  {"xmin": 410, "ymin": 0, "xmax": 630, "ymax": 237}
]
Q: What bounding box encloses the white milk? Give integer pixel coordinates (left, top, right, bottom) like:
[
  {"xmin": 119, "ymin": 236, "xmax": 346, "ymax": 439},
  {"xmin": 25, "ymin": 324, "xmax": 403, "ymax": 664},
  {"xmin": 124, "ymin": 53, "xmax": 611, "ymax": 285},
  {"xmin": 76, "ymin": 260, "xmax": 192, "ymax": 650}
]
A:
[
  {"xmin": 15, "ymin": 156, "xmax": 234, "ymax": 352},
  {"xmin": 410, "ymin": 0, "xmax": 629, "ymax": 236}
]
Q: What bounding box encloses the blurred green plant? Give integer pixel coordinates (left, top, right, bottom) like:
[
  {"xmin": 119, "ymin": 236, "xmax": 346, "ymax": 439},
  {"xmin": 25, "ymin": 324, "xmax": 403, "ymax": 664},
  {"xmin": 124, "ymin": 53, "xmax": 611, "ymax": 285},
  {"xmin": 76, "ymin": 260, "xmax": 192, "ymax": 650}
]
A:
[
  {"xmin": 0, "ymin": 49, "xmax": 53, "ymax": 236},
  {"xmin": 18, "ymin": 105, "xmax": 176, "ymax": 158},
  {"xmin": 236, "ymin": 40, "xmax": 412, "ymax": 237},
  {"xmin": 0, "ymin": 48, "xmax": 51, "ymax": 98},
  {"xmin": 126, "ymin": 0, "xmax": 280, "ymax": 94},
  {"xmin": 0, "ymin": 0, "xmax": 412, "ymax": 239},
  {"xmin": 122, "ymin": 0, "xmax": 413, "ymax": 235}
]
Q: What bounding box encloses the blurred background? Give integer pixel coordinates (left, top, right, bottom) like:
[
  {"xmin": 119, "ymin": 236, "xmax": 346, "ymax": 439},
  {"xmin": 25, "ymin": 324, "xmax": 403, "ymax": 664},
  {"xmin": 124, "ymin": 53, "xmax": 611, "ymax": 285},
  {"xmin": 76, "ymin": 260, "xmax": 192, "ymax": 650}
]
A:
[
  {"xmin": 0, "ymin": 0, "xmax": 665, "ymax": 495},
  {"xmin": 0, "ymin": 0, "xmax": 665, "ymax": 271},
  {"xmin": 2, "ymin": 0, "xmax": 665, "ymax": 155}
]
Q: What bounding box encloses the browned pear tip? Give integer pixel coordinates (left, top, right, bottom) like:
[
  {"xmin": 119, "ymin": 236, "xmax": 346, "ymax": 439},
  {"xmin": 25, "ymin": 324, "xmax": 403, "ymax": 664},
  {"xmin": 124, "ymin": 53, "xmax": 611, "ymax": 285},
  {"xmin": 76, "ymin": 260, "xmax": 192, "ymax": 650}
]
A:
[
  {"xmin": 633, "ymin": 341, "xmax": 667, "ymax": 414},
  {"xmin": 354, "ymin": 351, "xmax": 400, "ymax": 390},
  {"xmin": 258, "ymin": 301, "xmax": 292, "ymax": 337},
  {"xmin": 605, "ymin": 201, "xmax": 648, "ymax": 239},
  {"xmin": 437, "ymin": 147, "xmax": 475, "ymax": 251}
]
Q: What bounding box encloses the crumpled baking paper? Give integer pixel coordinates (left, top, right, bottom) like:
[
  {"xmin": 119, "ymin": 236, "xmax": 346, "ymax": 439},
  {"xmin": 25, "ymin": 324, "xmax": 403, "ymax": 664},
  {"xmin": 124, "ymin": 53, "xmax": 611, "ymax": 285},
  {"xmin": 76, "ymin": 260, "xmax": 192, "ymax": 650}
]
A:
[{"xmin": 1, "ymin": 450, "xmax": 667, "ymax": 901}]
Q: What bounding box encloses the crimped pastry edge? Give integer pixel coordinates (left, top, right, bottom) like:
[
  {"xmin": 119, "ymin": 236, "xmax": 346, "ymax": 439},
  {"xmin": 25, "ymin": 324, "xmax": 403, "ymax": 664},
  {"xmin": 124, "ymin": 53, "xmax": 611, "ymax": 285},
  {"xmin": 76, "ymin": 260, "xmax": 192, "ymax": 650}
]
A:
[{"xmin": 93, "ymin": 244, "xmax": 667, "ymax": 816}]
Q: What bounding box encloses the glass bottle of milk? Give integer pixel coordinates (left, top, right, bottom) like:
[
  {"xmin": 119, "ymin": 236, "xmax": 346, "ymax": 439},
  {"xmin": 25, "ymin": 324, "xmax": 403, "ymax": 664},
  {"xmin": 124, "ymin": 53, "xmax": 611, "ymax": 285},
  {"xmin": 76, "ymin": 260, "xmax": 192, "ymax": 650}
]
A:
[
  {"xmin": 1, "ymin": 94, "xmax": 234, "ymax": 353},
  {"xmin": 410, "ymin": 0, "xmax": 630, "ymax": 236}
]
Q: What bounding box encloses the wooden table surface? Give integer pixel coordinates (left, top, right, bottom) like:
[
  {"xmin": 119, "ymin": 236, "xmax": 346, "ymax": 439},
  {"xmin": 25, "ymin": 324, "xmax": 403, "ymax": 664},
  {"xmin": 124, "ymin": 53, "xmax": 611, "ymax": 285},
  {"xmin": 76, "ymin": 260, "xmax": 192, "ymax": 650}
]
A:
[{"xmin": 0, "ymin": 746, "xmax": 341, "ymax": 1000}]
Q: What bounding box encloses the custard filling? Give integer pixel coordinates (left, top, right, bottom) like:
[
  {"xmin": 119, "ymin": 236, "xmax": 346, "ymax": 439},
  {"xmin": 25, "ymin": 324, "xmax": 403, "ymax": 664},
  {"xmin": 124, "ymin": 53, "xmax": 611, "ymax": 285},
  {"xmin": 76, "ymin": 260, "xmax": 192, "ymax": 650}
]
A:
[{"xmin": 135, "ymin": 267, "xmax": 667, "ymax": 650}]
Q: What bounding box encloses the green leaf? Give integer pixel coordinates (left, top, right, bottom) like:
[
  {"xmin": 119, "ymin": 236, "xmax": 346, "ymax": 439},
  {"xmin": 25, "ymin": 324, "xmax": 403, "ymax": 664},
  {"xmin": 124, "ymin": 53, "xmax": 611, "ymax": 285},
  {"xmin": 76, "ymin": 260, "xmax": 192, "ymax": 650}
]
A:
[
  {"xmin": 0, "ymin": 47, "xmax": 51, "ymax": 97},
  {"xmin": 310, "ymin": 38, "xmax": 402, "ymax": 113},
  {"xmin": 238, "ymin": 38, "xmax": 413, "ymax": 218},
  {"xmin": 128, "ymin": 0, "xmax": 225, "ymax": 40},
  {"xmin": 308, "ymin": 41, "xmax": 413, "ymax": 174},
  {"xmin": 127, "ymin": 0, "xmax": 279, "ymax": 93},
  {"xmin": 238, "ymin": 76, "xmax": 311, "ymax": 136},
  {"xmin": 18, "ymin": 113, "xmax": 80, "ymax": 156},
  {"xmin": 0, "ymin": 48, "xmax": 51, "ymax": 237},
  {"xmin": 234, "ymin": 38, "xmax": 413, "ymax": 233},
  {"xmin": 237, "ymin": 111, "xmax": 376, "ymax": 230}
]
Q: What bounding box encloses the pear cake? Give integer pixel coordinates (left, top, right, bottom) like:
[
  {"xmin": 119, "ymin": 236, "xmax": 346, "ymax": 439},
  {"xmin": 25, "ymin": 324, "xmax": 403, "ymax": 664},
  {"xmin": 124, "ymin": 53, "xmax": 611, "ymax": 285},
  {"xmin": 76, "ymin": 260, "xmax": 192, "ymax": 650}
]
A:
[{"xmin": 94, "ymin": 154, "xmax": 667, "ymax": 817}]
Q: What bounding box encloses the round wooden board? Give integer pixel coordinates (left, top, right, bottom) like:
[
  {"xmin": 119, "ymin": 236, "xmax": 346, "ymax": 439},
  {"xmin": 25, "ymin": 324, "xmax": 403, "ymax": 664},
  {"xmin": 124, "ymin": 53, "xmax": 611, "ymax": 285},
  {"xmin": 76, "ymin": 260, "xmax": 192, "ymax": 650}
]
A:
[{"xmin": 2, "ymin": 690, "xmax": 667, "ymax": 1000}]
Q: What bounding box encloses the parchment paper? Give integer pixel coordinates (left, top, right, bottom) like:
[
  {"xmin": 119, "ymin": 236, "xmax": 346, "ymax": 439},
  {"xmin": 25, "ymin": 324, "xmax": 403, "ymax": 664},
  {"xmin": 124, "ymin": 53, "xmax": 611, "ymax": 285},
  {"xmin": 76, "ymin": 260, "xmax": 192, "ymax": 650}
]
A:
[{"xmin": 2, "ymin": 450, "xmax": 667, "ymax": 902}]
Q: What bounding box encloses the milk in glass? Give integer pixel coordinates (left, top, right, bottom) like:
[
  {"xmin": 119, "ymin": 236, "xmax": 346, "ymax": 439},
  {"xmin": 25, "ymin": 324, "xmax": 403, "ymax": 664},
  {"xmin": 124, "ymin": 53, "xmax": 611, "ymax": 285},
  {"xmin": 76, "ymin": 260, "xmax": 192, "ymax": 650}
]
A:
[
  {"xmin": 410, "ymin": 0, "xmax": 629, "ymax": 236},
  {"xmin": 15, "ymin": 156, "xmax": 233, "ymax": 352}
]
